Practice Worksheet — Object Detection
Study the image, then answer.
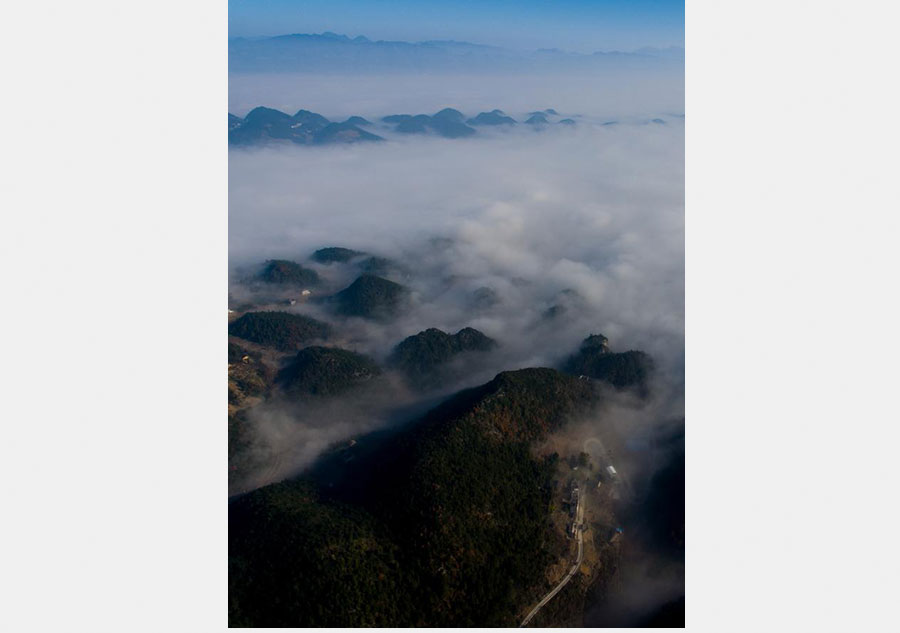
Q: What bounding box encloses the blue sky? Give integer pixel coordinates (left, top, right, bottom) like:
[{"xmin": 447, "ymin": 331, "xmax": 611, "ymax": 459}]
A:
[{"xmin": 228, "ymin": 0, "xmax": 684, "ymax": 52}]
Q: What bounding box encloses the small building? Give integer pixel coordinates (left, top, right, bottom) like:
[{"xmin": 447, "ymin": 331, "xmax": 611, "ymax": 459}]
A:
[
  {"xmin": 606, "ymin": 465, "xmax": 617, "ymax": 477},
  {"xmin": 301, "ymin": 289, "xmax": 312, "ymax": 296},
  {"xmin": 608, "ymin": 526, "xmax": 624, "ymax": 543},
  {"xmin": 568, "ymin": 485, "xmax": 580, "ymax": 517}
]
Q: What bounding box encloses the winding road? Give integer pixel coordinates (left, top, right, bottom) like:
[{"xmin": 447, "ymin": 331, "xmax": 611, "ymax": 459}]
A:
[
  {"xmin": 520, "ymin": 435, "xmax": 633, "ymax": 626},
  {"xmin": 520, "ymin": 486, "xmax": 586, "ymax": 627}
]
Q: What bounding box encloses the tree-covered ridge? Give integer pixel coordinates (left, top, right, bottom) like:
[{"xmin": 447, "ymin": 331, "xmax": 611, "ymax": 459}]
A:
[
  {"xmin": 562, "ymin": 334, "xmax": 654, "ymax": 393},
  {"xmin": 388, "ymin": 327, "xmax": 496, "ymax": 387},
  {"xmin": 257, "ymin": 259, "xmax": 321, "ymax": 287},
  {"xmin": 444, "ymin": 367, "xmax": 597, "ymax": 442},
  {"xmin": 388, "ymin": 422, "xmax": 559, "ymax": 626},
  {"xmin": 229, "ymin": 481, "xmax": 409, "ymax": 627},
  {"xmin": 229, "ymin": 367, "xmax": 594, "ymax": 627},
  {"xmin": 373, "ymin": 369, "xmax": 595, "ymax": 623},
  {"xmin": 578, "ymin": 333, "xmax": 610, "ymax": 353},
  {"xmin": 306, "ymin": 247, "xmax": 404, "ymax": 279},
  {"xmin": 278, "ymin": 346, "xmax": 381, "ymax": 397},
  {"xmin": 382, "ymin": 107, "xmax": 477, "ymax": 138},
  {"xmin": 228, "ymin": 311, "xmax": 331, "ymax": 351},
  {"xmin": 310, "ymin": 246, "xmax": 365, "ymax": 263},
  {"xmin": 467, "ymin": 109, "xmax": 518, "ymax": 126},
  {"xmin": 228, "ymin": 102, "xmax": 605, "ymax": 147},
  {"xmin": 229, "ymin": 106, "xmax": 383, "ymax": 146},
  {"xmin": 330, "ymin": 274, "xmax": 410, "ymax": 319}
]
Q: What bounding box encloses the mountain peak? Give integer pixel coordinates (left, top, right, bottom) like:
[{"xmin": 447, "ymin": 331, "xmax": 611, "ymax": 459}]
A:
[{"xmin": 467, "ymin": 110, "xmax": 517, "ymax": 126}]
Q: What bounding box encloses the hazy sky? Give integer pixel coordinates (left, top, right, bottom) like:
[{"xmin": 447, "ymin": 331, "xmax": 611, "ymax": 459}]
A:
[{"xmin": 228, "ymin": 0, "xmax": 684, "ymax": 52}]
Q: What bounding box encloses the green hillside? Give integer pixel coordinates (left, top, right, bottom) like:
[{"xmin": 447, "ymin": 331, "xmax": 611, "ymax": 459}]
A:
[
  {"xmin": 278, "ymin": 346, "xmax": 382, "ymax": 397},
  {"xmin": 257, "ymin": 259, "xmax": 321, "ymax": 287},
  {"xmin": 330, "ymin": 274, "xmax": 410, "ymax": 319},
  {"xmin": 229, "ymin": 311, "xmax": 332, "ymax": 351},
  {"xmin": 229, "ymin": 481, "xmax": 408, "ymax": 627},
  {"xmin": 562, "ymin": 334, "xmax": 654, "ymax": 393},
  {"xmin": 310, "ymin": 246, "xmax": 365, "ymax": 263},
  {"xmin": 388, "ymin": 327, "xmax": 496, "ymax": 388},
  {"xmin": 229, "ymin": 367, "xmax": 598, "ymax": 627}
]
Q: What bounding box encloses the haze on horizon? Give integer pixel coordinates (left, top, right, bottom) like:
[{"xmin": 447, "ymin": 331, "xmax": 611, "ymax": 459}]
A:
[{"xmin": 228, "ymin": 0, "xmax": 684, "ymax": 52}]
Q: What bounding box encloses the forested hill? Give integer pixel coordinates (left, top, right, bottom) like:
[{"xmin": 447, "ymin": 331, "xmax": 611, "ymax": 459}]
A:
[{"xmin": 228, "ymin": 367, "xmax": 598, "ymax": 627}]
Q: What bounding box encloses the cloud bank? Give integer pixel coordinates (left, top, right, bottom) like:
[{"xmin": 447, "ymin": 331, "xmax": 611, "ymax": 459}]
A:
[
  {"xmin": 229, "ymin": 69, "xmax": 684, "ymax": 121},
  {"xmin": 230, "ymin": 117, "xmax": 683, "ymax": 376}
]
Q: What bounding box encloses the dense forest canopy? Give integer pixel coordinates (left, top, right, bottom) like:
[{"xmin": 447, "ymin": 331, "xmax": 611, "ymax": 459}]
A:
[
  {"xmin": 228, "ymin": 311, "xmax": 332, "ymax": 351},
  {"xmin": 257, "ymin": 259, "xmax": 321, "ymax": 287},
  {"xmin": 229, "ymin": 367, "xmax": 598, "ymax": 627},
  {"xmin": 278, "ymin": 346, "xmax": 382, "ymax": 397},
  {"xmin": 330, "ymin": 274, "xmax": 411, "ymax": 319},
  {"xmin": 562, "ymin": 335, "xmax": 654, "ymax": 394}
]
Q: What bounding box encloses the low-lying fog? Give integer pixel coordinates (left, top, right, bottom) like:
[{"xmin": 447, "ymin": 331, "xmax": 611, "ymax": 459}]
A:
[
  {"xmin": 230, "ymin": 116, "xmax": 684, "ymax": 377},
  {"xmin": 228, "ymin": 69, "xmax": 684, "ymax": 120},
  {"xmin": 230, "ymin": 113, "xmax": 683, "ymax": 508}
]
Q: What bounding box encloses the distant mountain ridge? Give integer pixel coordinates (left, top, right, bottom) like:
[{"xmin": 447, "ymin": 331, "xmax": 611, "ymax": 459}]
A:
[
  {"xmin": 229, "ymin": 32, "xmax": 684, "ymax": 73},
  {"xmin": 228, "ymin": 105, "xmax": 625, "ymax": 146},
  {"xmin": 229, "ymin": 106, "xmax": 384, "ymax": 146}
]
